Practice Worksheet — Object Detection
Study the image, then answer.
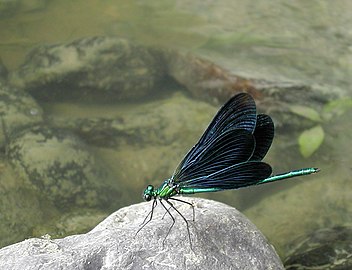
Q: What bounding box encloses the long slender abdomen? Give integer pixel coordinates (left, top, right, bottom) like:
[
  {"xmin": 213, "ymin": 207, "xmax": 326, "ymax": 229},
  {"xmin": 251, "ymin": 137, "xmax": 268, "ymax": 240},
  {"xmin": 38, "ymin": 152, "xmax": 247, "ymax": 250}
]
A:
[{"xmin": 259, "ymin": 167, "xmax": 319, "ymax": 185}]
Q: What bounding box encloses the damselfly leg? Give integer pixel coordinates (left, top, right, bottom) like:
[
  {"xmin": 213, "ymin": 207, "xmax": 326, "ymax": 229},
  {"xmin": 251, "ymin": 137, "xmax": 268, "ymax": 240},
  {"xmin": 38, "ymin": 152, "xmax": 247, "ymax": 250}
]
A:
[
  {"xmin": 164, "ymin": 199, "xmax": 193, "ymax": 249},
  {"xmin": 135, "ymin": 198, "xmax": 158, "ymax": 236}
]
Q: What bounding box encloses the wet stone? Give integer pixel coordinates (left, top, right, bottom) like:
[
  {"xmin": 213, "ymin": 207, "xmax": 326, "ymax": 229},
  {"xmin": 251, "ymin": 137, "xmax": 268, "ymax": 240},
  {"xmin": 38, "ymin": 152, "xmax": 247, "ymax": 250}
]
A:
[
  {"xmin": 10, "ymin": 36, "xmax": 166, "ymax": 102},
  {"xmin": 48, "ymin": 93, "xmax": 217, "ymax": 148},
  {"xmin": 0, "ymin": 0, "xmax": 48, "ymax": 17},
  {"xmin": 0, "ymin": 82, "xmax": 43, "ymax": 148},
  {"xmin": 0, "ymin": 0, "xmax": 19, "ymax": 17},
  {"xmin": 284, "ymin": 226, "xmax": 352, "ymax": 270},
  {"xmin": 6, "ymin": 125, "xmax": 116, "ymax": 209},
  {"xmin": 0, "ymin": 161, "xmax": 52, "ymax": 248},
  {"xmin": 0, "ymin": 58, "xmax": 8, "ymax": 82}
]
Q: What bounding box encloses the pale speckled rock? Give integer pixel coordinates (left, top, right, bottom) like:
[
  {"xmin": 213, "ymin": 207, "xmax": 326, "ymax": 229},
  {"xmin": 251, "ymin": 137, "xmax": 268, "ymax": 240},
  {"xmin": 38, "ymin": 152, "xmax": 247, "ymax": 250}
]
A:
[
  {"xmin": 10, "ymin": 36, "xmax": 165, "ymax": 102},
  {"xmin": 0, "ymin": 82, "xmax": 43, "ymax": 147},
  {"xmin": 6, "ymin": 125, "xmax": 116, "ymax": 209},
  {"xmin": 0, "ymin": 198, "xmax": 284, "ymax": 270}
]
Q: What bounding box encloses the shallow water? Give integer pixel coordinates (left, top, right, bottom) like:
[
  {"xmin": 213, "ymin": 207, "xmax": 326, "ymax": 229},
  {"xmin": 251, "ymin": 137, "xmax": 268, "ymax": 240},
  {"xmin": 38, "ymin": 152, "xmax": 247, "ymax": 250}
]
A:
[{"xmin": 0, "ymin": 0, "xmax": 351, "ymax": 261}]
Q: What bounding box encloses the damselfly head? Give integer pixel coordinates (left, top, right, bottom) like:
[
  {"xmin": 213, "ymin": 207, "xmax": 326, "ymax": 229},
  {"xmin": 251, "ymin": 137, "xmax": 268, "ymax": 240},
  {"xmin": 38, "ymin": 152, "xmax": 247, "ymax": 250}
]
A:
[{"xmin": 143, "ymin": 185, "xmax": 154, "ymax": 201}]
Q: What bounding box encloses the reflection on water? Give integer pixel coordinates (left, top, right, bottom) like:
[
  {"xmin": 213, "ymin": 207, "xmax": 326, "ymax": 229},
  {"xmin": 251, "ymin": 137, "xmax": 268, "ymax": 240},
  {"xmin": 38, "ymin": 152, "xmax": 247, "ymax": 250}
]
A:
[{"xmin": 0, "ymin": 0, "xmax": 351, "ymax": 261}]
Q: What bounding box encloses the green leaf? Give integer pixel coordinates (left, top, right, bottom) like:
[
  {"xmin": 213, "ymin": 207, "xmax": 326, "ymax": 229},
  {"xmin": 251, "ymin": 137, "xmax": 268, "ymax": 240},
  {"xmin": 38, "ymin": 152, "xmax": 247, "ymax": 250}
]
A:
[
  {"xmin": 323, "ymin": 98, "xmax": 352, "ymax": 120},
  {"xmin": 298, "ymin": 125, "xmax": 325, "ymax": 158},
  {"xmin": 289, "ymin": 105, "xmax": 322, "ymax": 122}
]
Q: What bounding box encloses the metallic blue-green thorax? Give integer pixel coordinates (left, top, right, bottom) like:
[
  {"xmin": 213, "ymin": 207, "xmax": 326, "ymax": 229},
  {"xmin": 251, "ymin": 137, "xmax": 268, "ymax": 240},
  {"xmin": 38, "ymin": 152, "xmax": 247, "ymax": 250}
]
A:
[
  {"xmin": 155, "ymin": 179, "xmax": 179, "ymax": 199},
  {"xmin": 143, "ymin": 179, "xmax": 179, "ymax": 201}
]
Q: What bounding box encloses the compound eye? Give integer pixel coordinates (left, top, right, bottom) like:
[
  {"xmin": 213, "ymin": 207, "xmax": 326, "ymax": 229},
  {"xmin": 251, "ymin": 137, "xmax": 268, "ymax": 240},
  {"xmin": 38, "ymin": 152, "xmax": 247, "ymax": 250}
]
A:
[{"xmin": 143, "ymin": 185, "xmax": 154, "ymax": 201}]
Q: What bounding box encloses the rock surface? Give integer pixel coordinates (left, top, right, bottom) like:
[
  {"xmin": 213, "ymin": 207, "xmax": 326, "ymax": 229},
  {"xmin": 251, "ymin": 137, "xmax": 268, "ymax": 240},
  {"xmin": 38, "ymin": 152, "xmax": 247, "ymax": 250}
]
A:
[{"xmin": 0, "ymin": 198, "xmax": 284, "ymax": 270}]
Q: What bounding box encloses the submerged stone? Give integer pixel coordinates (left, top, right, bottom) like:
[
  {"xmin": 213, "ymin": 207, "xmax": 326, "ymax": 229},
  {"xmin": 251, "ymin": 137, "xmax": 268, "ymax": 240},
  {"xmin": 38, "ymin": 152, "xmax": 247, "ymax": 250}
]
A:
[
  {"xmin": 10, "ymin": 36, "xmax": 165, "ymax": 102},
  {"xmin": 284, "ymin": 226, "xmax": 352, "ymax": 270},
  {"xmin": 0, "ymin": 83, "xmax": 43, "ymax": 147},
  {"xmin": 6, "ymin": 125, "xmax": 116, "ymax": 209}
]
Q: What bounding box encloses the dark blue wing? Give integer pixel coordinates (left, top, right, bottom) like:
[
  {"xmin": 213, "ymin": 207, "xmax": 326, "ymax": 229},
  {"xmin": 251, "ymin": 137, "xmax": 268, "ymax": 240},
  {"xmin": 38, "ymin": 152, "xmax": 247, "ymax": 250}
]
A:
[
  {"xmin": 198, "ymin": 93, "xmax": 257, "ymax": 144},
  {"xmin": 179, "ymin": 161, "xmax": 272, "ymax": 190},
  {"xmin": 173, "ymin": 129, "xmax": 255, "ymax": 182},
  {"xmin": 250, "ymin": 114, "xmax": 274, "ymax": 161},
  {"xmin": 174, "ymin": 93, "xmax": 257, "ymax": 175}
]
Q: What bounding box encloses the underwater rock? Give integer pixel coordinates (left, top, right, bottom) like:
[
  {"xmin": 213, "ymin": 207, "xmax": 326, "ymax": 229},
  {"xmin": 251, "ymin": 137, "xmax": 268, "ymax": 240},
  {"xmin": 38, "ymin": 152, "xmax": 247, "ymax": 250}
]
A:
[
  {"xmin": 162, "ymin": 50, "xmax": 345, "ymax": 105},
  {"xmin": 10, "ymin": 36, "xmax": 166, "ymax": 102},
  {"xmin": 9, "ymin": 35, "xmax": 345, "ymax": 131},
  {"xmin": 6, "ymin": 125, "xmax": 116, "ymax": 209},
  {"xmin": 48, "ymin": 93, "xmax": 217, "ymax": 147},
  {"xmin": 0, "ymin": 82, "xmax": 43, "ymax": 147},
  {"xmin": 50, "ymin": 115, "xmax": 169, "ymax": 148},
  {"xmin": 0, "ymin": 160, "xmax": 55, "ymax": 248},
  {"xmin": 284, "ymin": 226, "xmax": 352, "ymax": 270},
  {"xmin": 0, "ymin": 58, "xmax": 8, "ymax": 82},
  {"xmin": 0, "ymin": 0, "xmax": 19, "ymax": 17},
  {"xmin": 162, "ymin": 50, "xmax": 346, "ymax": 129},
  {"xmin": 162, "ymin": 49, "xmax": 260, "ymax": 104},
  {"xmin": 243, "ymin": 167, "xmax": 351, "ymax": 258},
  {"xmin": 0, "ymin": 0, "xmax": 48, "ymax": 17},
  {"xmin": 0, "ymin": 198, "xmax": 284, "ymax": 270},
  {"xmin": 19, "ymin": 0, "xmax": 49, "ymax": 12}
]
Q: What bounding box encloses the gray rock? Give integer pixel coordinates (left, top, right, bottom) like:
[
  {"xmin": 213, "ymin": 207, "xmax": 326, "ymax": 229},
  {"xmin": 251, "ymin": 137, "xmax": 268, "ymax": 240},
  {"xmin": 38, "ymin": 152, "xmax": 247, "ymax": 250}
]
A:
[
  {"xmin": 6, "ymin": 125, "xmax": 116, "ymax": 209},
  {"xmin": 0, "ymin": 198, "xmax": 284, "ymax": 270},
  {"xmin": 10, "ymin": 36, "xmax": 165, "ymax": 102}
]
